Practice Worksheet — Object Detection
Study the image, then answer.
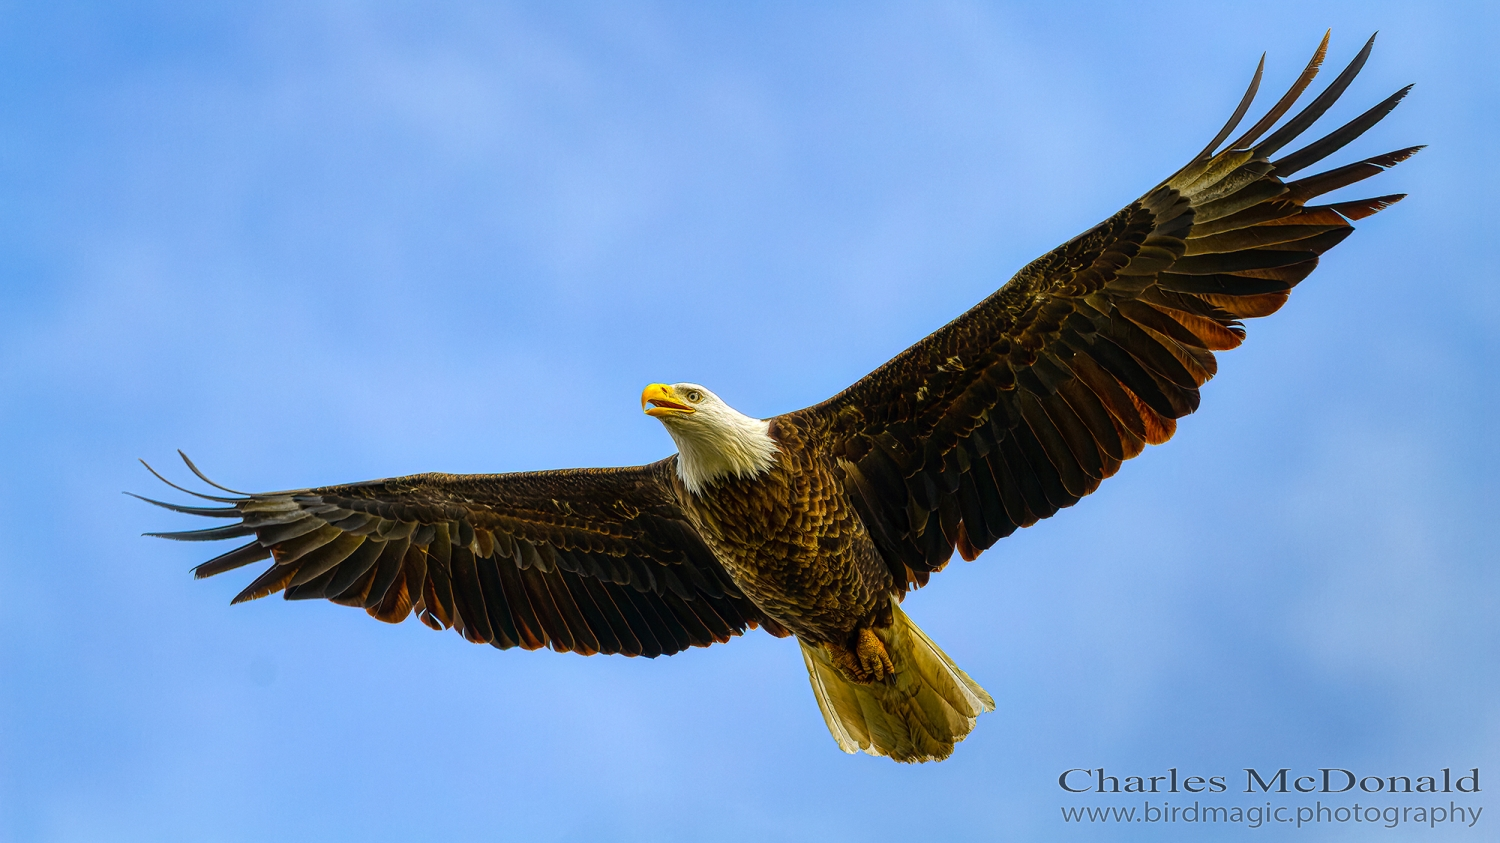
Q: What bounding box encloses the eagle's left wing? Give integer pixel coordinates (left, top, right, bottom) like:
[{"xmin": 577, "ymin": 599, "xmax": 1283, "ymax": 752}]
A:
[
  {"xmin": 783, "ymin": 34, "xmax": 1416, "ymax": 592},
  {"xmin": 141, "ymin": 454, "xmax": 781, "ymax": 657}
]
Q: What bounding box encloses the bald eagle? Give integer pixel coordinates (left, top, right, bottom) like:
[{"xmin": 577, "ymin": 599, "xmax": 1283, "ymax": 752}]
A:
[{"xmin": 143, "ymin": 33, "xmax": 1414, "ymax": 763}]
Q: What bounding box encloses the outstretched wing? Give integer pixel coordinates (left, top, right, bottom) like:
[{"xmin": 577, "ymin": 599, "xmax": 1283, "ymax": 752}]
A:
[
  {"xmin": 142, "ymin": 454, "xmax": 782, "ymax": 657},
  {"xmin": 786, "ymin": 33, "xmax": 1417, "ymax": 591}
]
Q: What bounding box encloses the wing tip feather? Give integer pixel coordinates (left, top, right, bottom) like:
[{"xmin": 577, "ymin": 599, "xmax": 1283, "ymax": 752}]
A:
[
  {"xmin": 177, "ymin": 450, "xmax": 251, "ymax": 495},
  {"xmin": 1328, "ymin": 193, "xmax": 1406, "ymax": 220}
]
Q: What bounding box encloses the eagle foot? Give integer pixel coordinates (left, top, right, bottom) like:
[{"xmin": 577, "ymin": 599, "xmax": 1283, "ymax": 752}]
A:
[{"xmin": 828, "ymin": 628, "xmax": 894, "ymax": 684}]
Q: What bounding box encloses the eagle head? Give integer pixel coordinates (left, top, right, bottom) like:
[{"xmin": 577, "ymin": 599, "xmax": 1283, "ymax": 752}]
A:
[{"xmin": 641, "ymin": 382, "xmax": 778, "ymax": 494}]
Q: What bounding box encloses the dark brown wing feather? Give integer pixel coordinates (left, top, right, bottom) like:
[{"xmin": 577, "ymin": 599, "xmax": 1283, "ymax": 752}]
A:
[
  {"xmin": 787, "ymin": 33, "xmax": 1416, "ymax": 592},
  {"xmin": 142, "ymin": 454, "xmax": 780, "ymax": 657}
]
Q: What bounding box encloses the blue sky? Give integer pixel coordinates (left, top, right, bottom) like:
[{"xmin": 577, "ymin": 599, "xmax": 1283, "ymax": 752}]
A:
[{"xmin": 1, "ymin": 2, "xmax": 1495, "ymax": 841}]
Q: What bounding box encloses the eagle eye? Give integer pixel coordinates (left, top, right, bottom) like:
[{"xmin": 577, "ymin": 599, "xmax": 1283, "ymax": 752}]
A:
[{"xmin": 686, "ymin": 389, "xmax": 704, "ymax": 403}]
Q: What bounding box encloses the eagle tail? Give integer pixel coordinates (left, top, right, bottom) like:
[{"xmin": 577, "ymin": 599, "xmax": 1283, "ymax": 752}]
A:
[{"xmin": 799, "ymin": 599, "xmax": 994, "ymax": 762}]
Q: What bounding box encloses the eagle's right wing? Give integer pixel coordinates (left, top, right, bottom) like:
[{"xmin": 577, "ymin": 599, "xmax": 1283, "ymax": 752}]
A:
[
  {"xmin": 141, "ymin": 454, "xmax": 782, "ymax": 657},
  {"xmin": 784, "ymin": 33, "xmax": 1416, "ymax": 590}
]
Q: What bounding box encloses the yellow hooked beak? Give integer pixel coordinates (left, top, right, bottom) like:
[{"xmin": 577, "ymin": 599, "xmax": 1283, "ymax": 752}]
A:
[{"xmin": 642, "ymin": 383, "xmax": 694, "ymax": 418}]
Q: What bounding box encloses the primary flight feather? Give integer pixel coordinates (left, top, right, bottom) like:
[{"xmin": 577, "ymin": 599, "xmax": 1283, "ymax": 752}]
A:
[{"xmin": 144, "ymin": 33, "xmax": 1414, "ymax": 763}]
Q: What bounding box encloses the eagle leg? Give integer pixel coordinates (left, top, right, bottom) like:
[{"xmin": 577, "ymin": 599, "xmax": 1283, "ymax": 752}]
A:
[
  {"xmin": 827, "ymin": 629, "xmax": 895, "ymax": 684},
  {"xmin": 857, "ymin": 628, "xmax": 895, "ymax": 681}
]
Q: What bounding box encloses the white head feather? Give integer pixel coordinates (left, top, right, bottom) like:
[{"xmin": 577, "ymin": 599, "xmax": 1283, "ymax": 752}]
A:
[{"xmin": 643, "ymin": 382, "xmax": 779, "ymax": 495}]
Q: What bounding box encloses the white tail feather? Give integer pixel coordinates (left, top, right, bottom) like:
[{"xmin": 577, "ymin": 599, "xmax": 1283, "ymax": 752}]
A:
[{"xmin": 799, "ymin": 599, "xmax": 994, "ymax": 762}]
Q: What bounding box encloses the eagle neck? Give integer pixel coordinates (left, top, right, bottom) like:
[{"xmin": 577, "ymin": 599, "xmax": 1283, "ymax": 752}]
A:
[{"xmin": 668, "ymin": 413, "xmax": 779, "ymax": 496}]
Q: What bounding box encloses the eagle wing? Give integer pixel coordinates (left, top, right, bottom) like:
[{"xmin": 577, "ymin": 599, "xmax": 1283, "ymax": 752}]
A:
[
  {"xmin": 785, "ymin": 33, "xmax": 1417, "ymax": 591},
  {"xmin": 142, "ymin": 454, "xmax": 780, "ymax": 657}
]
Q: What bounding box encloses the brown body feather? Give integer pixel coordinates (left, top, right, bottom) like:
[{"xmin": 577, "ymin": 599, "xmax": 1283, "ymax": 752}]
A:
[
  {"xmin": 675, "ymin": 417, "xmax": 893, "ymax": 645},
  {"xmin": 144, "ymin": 33, "xmax": 1413, "ymax": 762}
]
